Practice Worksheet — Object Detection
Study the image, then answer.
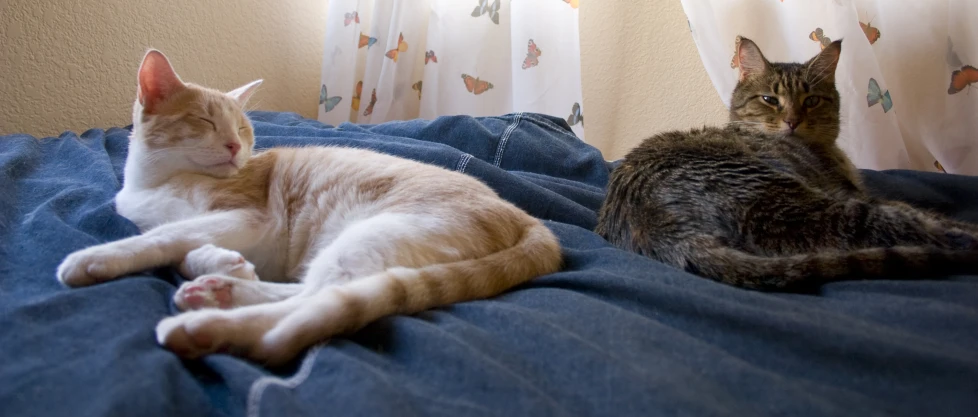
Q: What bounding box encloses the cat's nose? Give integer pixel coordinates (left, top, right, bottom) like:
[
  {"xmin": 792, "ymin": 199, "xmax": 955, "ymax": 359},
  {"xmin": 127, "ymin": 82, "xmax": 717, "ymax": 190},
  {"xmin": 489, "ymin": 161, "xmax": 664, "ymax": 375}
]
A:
[
  {"xmin": 784, "ymin": 119, "xmax": 800, "ymax": 131},
  {"xmin": 225, "ymin": 141, "xmax": 241, "ymax": 157}
]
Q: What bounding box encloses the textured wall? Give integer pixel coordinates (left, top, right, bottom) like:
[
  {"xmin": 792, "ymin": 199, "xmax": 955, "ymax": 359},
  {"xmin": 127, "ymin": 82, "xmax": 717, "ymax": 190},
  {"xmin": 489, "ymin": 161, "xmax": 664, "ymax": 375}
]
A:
[
  {"xmin": 0, "ymin": 0, "xmax": 329, "ymax": 137},
  {"xmin": 580, "ymin": 1, "xmax": 727, "ymax": 159},
  {"xmin": 1, "ymin": 0, "xmax": 724, "ymax": 161}
]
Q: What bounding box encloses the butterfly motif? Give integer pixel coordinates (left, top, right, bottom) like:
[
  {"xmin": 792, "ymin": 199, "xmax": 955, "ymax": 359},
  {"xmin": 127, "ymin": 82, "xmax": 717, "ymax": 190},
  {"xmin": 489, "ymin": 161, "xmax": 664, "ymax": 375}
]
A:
[
  {"xmin": 319, "ymin": 85, "xmax": 342, "ymax": 113},
  {"xmin": 567, "ymin": 102, "xmax": 584, "ymax": 126},
  {"xmin": 948, "ymin": 65, "xmax": 978, "ymax": 95},
  {"xmin": 358, "ymin": 32, "xmax": 378, "ymax": 49},
  {"xmin": 385, "ymin": 33, "xmax": 408, "ymax": 62},
  {"xmin": 344, "ymin": 11, "xmax": 359, "ymax": 26},
  {"xmin": 809, "ymin": 28, "xmax": 832, "ymax": 50},
  {"xmin": 947, "ymin": 37, "xmax": 964, "ymax": 68},
  {"xmin": 867, "ymin": 78, "xmax": 892, "ymax": 113},
  {"xmin": 471, "ymin": 0, "xmax": 500, "ymax": 25},
  {"xmin": 351, "ymin": 81, "xmax": 363, "ymax": 111},
  {"xmin": 521, "ymin": 39, "xmax": 542, "ymax": 70},
  {"xmin": 730, "ymin": 36, "xmax": 743, "ymax": 69},
  {"xmin": 412, "ymin": 81, "xmax": 423, "ymax": 100},
  {"xmin": 425, "ymin": 50, "xmax": 438, "ymax": 65},
  {"xmin": 934, "ymin": 160, "xmax": 947, "ymax": 173},
  {"xmin": 363, "ymin": 88, "xmax": 377, "ymax": 116},
  {"xmin": 461, "ymin": 74, "xmax": 493, "ymax": 95},
  {"xmin": 563, "ymin": 0, "xmax": 579, "ymax": 8},
  {"xmin": 859, "ymin": 20, "xmax": 880, "ymax": 45}
]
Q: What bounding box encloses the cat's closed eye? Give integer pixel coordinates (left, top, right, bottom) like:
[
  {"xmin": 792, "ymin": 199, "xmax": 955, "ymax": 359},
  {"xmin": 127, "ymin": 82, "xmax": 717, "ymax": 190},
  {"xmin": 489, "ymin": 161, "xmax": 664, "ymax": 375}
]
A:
[
  {"xmin": 803, "ymin": 96, "xmax": 821, "ymax": 107},
  {"xmin": 760, "ymin": 95, "xmax": 779, "ymax": 106},
  {"xmin": 196, "ymin": 116, "xmax": 217, "ymax": 130}
]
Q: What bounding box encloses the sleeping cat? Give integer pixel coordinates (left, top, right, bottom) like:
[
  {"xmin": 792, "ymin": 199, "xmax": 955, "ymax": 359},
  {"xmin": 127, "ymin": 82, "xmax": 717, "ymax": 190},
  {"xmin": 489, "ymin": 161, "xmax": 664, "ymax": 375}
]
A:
[
  {"xmin": 595, "ymin": 37, "xmax": 978, "ymax": 291},
  {"xmin": 57, "ymin": 50, "xmax": 562, "ymax": 364}
]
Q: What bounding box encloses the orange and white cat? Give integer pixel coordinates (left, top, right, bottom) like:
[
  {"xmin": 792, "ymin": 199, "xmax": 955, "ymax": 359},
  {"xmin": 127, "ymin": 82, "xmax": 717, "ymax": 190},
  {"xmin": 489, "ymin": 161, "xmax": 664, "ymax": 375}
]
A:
[{"xmin": 57, "ymin": 50, "xmax": 562, "ymax": 365}]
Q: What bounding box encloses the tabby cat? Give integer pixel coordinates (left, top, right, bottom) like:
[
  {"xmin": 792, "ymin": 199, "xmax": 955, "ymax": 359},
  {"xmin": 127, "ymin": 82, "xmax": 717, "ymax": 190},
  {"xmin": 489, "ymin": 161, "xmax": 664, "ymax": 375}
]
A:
[
  {"xmin": 57, "ymin": 50, "xmax": 562, "ymax": 365},
  {"xmin": 595, "ymin": 37, "xmax": 978, "ymax": 291}
]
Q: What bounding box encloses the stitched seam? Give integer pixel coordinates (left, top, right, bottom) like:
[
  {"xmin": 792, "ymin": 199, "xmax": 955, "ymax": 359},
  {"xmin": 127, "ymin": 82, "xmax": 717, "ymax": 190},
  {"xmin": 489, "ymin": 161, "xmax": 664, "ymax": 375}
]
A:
[
  {"xmin": 455, "ymin": 153, "xmax": 473, "ymax": 173},
  {"xmin": 493, "ymin": 113, "xmax": 523, "ymax": 167},
  {"xmin": 525, "ymin": 114, "xmax": 582, "ymax": 141},
  {"xmin": 246, "ymin": 345, "xmax": 323, "ymax": 417}
]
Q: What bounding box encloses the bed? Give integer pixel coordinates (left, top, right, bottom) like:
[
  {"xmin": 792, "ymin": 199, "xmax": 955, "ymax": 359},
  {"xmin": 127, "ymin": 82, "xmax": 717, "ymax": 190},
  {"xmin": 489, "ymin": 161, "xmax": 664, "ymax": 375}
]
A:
[{"xmin": 1, "ymin": 111, "xmax": 976, "ymax": 417}]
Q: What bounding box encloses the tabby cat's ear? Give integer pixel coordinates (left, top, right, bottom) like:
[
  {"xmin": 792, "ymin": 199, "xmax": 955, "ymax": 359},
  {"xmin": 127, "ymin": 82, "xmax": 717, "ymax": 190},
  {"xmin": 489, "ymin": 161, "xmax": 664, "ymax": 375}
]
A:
[
  {"xmin": 807, "ymin": 39, "xmax": 842, "ymax": 84},
  {"xmin": 137, "ymin": 50, "xmax": 184, "ymax": 113},
  {"xmin": 736, "ymin": 36, "xmax": 770, "ymax": 81},
  {"xmin": 227, "ymin": 80, "xmax": 263, "ymax": 106}
]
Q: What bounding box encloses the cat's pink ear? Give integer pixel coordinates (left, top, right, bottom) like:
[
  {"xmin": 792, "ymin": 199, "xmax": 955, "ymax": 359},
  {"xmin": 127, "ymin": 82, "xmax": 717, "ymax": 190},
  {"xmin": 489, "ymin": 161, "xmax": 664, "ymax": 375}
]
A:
[
  {"xmin": 137, "ymin": 50, "xmax": 184, "ymax": 113},
  {"xmin": 227, "ymin": 79, "xmax": 263, "ymax": 106},
  {"xmin": 736, "ymin": 37, "xmax": 769, "ymax": 81},
  {"xmin": 807, "ymin": 39, "xmax": 842, "ymax": 83}
]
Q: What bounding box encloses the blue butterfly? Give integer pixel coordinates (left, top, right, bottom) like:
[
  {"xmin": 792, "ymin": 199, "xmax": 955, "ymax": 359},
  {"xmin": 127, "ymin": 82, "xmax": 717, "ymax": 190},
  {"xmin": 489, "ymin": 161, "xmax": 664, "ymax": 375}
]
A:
[
  {"xmin": 320, "ymin": 85, "xmax": 342, "ymax": 113},
  {"xmin": 567, "ymin": 102, "xmax": 584, "ymax": 126},
  {"xmin": 471, "ymin": 0, "xmax": 500, "ymax": 25},
  {"xmin": 867, "ymin": 78, "xmax": 892, "ymax": 113}
]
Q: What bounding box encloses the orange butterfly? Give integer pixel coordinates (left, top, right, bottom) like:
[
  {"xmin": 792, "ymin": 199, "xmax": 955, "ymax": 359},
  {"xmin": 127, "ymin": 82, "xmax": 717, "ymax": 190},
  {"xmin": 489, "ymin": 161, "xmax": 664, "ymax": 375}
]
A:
[
  {"xmin": 385, "ymin": 32, "xmax": 408, "ymax": 62},
  {"xmin": 461, "ymin": 74, "xmax": 493, "ymax": 95},
  {"xmin": 563, "ymin": 0, "xmax": 579, "ymax": 8},
  {"xmin": 860, "ymin": 20, "xmax": 880, "ymax": 44},
  {"xmin": 948, "ymin": 65, "xmax": 978, "ymax": 95},
  {"xmin": 363, "ymin": 88, "xmax": 377, "ymax": 116},
  {"xmin": 730, "ymin": 36, "xmax": 743, "ymax": 69},
  {"xmin": 351, "ymin": 80, "xmax": 363, "ymax": 111},
  {"xmin": 358, "ymin": 32, "xmax": 377, "ymax": 49},
  {"xmin": 412, "ymin": 81, "xmax": 423, "ymax": 99},
  {"xmin": 809, "ymin": 28, "xmax": 832, "ymax": 50},
  {"xmin": 425, "ymin": 50, "xmax": 437, "ymax": 65}
]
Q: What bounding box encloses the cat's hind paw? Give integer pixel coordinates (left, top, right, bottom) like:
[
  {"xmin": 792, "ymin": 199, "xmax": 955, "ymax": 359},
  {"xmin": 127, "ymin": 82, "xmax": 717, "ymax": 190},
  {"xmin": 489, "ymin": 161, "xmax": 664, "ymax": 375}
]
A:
[
  {"xmin": 174, "ymin": 275, "xmax": 234, "ymax": 311},
  {"xmin": 180, "ymin": 244, "xmax": 257, "ymax": 281}
]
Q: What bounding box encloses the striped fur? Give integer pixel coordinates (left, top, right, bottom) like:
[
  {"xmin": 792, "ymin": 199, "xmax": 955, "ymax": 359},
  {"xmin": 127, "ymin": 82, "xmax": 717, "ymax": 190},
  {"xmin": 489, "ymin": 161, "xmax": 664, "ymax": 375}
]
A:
[
  {"xmin": 57, "ymin": 49, "xmax": 562, "ymax": 365},
  {"xmin": 595, "ymin": 37, "xmax": 978, "ymax": 291}
]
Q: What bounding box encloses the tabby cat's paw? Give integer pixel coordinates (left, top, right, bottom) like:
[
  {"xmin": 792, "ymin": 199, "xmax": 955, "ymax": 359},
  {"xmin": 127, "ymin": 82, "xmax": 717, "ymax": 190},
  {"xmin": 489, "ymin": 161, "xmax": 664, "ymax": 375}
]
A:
[
  {"xmin": 180, "ymin": 244, "xmax": 257, "ymax": 281},
  {"xmin": 174, "ymin": 275, "xmax": 234, "ymax": 311},
  {"xmin": 57, "ymin": 245, "xmax": 134, "ymax": 287}
]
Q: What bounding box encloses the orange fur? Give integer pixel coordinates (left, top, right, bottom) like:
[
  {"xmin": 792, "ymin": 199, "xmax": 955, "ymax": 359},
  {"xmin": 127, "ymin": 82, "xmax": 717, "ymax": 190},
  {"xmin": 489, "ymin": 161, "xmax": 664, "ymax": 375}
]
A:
[{"xmin": 57, "ymin": 49, "xmax": 563, "ymax": 366}]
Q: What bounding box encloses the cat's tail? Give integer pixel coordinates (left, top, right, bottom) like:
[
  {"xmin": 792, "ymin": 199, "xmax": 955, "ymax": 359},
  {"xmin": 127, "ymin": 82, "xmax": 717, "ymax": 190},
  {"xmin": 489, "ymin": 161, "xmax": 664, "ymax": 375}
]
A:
[
  {"xmin": 260, "ymin": 222, "xmax": 562, "ymax": 361},
  {"xmin": 687, "ymin": 244, "xmax": 978, "ymax": 291}
]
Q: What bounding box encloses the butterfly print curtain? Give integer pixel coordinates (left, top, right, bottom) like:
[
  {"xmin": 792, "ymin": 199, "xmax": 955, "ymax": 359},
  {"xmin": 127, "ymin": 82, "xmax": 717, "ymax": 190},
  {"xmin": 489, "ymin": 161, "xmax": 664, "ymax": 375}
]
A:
[
  {"xmin": 318, "ymin": 0, "xmax": 586, "ymax": 140},
  {"xmin": 681, "ymin": 0, "xmax": 978, "ymax": 175}
]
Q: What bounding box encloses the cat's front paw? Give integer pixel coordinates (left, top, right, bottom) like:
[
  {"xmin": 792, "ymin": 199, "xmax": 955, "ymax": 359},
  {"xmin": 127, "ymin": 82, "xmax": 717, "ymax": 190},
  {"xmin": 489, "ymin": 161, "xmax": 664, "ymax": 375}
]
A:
[
  {"xmin": 180, "ymin": 244, "xmax": 257, "ymax": 281},
  {"xmin": 57, "ymin": 245, "xmax": 135, "ymax": 287}
]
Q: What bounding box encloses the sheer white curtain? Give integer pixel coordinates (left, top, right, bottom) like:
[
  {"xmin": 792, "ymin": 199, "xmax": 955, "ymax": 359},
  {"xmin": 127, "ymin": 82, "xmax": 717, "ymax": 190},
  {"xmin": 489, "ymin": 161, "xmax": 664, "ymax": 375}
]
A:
[
  {"xmin": 681, "ymin": 0, "xmax": 978, "ymax": 175},
  {"xmin": 318, "ymin": 0, "xmax": 586, "ymax": 140}
]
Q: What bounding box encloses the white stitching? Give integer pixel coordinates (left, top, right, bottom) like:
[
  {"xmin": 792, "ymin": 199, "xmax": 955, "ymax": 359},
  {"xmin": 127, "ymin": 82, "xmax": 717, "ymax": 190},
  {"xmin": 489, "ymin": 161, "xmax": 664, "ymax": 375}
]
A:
[
  {"xmin": 246, "ymin": 345, "xmax": 323, "ymax": 417},
  {"xmin": 455, "ymin": 153, "xmax": 473, "ymax": 173},
  {"xmin": 524, "ymin": 114, "xmax": 582, "ymax": 141},
  {"xmin": 493, "ymin": 113, "xmax": 523, "ymax": 167}
]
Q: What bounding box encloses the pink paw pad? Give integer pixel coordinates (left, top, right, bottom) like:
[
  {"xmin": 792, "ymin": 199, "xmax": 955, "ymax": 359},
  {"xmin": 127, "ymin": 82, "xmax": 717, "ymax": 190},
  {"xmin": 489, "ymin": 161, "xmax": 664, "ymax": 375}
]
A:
[{"xmin": 175, "ymin": 277, "xmax": 234, "ymax": 311}]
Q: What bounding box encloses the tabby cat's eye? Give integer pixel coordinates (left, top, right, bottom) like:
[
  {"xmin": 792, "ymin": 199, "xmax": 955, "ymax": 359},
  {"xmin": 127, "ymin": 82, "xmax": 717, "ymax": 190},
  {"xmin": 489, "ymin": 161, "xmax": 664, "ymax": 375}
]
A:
[
  {"xmin": 804, "ymin": 96, "xmax": 821, "ymax": 107},
  {"xmin": 760, "ymin": 96, "xmax": 779, "ymax": 106}
]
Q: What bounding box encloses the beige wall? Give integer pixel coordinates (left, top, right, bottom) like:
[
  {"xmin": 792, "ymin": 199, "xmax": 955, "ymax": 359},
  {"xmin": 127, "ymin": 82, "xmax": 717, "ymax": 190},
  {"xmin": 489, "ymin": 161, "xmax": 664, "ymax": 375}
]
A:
[
  {"xmin": 0, "ymin": 0, "xmax": 329, "ymax": 137},
  {"xmin": 580, "ymin": 1, "xmax": 727, "ymax": 159},
  {"xmin": 0, "ymin": 0, "xmax": 725, "ymax": 160}
]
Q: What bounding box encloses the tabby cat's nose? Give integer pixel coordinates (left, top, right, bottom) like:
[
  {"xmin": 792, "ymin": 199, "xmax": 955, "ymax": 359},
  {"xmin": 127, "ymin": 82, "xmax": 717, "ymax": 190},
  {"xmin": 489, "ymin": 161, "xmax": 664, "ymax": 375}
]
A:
[{"xmin": 784, "ymin": 119, "xmax": 800, "ymax": 130}]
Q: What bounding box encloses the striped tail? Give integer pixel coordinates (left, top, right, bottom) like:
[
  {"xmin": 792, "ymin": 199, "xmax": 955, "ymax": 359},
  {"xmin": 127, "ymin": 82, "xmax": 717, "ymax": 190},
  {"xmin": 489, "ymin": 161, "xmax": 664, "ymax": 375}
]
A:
[
  {"xmin": 688, "ymin": 245, "xmax": 978, "ymax": 291},
  {"xmin": 261, "ymin": 222, "xmax": 562, "ymax": 360}
]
